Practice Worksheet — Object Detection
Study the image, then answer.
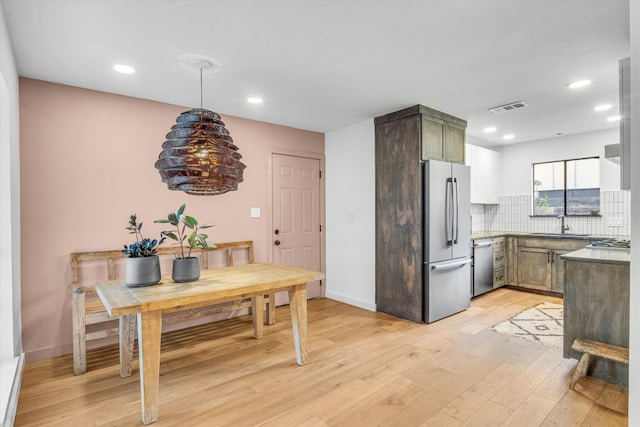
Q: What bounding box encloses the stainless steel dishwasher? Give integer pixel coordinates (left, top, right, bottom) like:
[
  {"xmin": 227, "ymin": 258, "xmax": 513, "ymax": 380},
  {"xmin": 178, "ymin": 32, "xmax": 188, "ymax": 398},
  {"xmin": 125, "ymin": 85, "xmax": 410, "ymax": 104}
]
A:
[{"xmin": 472, "ymin": 239, "xmax": 494, "ymax": 297}]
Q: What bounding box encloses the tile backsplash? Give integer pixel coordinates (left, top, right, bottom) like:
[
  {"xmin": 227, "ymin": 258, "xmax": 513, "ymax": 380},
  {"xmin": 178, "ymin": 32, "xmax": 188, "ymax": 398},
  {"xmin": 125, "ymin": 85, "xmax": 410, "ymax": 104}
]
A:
[{"xmin": 472, "ymin": 191, "xmax": 630, "ymax": 238}]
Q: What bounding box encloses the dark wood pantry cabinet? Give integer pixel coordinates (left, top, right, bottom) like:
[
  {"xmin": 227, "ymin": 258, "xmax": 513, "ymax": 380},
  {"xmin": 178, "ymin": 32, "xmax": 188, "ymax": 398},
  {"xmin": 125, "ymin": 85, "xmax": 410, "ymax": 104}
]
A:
[{"xmin": 375, "ymin": 105, "xmax": 467, "ymax": 322}]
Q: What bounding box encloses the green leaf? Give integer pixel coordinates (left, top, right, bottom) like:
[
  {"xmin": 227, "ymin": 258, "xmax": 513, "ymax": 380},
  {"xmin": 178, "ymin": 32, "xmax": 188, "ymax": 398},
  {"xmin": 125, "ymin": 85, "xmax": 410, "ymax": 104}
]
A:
[
  {"xmin": 200, "ymin": 224, "xmax": 214, "ymax": 229},
  {"xmin": 162, "ymin": 231, "xmax": 179, "ymax": 241},
  {"xmin": 182, "ymin": 215, "xmax": 197, "ymax": 228},
  {"xmin": 154, "ymin": 219, "xmax": 170, "ymax": 224},
  {"xmin": 168, "ymin": 213, "xmax": 178, "ymax": 225},
  {"xmin": 177, "ymin": 204, "xmax": 186, "ymax": 218}
]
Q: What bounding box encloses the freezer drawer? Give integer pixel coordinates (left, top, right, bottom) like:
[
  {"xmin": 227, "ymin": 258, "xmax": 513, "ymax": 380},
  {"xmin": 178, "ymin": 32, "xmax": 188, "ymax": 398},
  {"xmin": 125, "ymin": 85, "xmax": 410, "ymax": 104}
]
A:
[{"xmin": 424, "ymin": 258, "xmax": 471, "ymax": 323}]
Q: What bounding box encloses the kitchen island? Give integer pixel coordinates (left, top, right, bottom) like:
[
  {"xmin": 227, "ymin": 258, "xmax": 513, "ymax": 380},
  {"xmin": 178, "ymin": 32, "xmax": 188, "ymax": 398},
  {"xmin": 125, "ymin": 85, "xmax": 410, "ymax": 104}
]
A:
[{"xmin": 561, "ymin": 247, "xmax": 630, "ymax": 387}]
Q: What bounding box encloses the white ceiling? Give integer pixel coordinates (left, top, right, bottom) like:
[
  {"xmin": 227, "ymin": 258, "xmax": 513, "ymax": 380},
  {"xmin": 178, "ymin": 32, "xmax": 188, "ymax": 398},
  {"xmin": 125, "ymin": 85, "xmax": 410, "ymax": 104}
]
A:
[{"xmin": 1, "ymin": 0, "xmax": 630, "ymax": 147}]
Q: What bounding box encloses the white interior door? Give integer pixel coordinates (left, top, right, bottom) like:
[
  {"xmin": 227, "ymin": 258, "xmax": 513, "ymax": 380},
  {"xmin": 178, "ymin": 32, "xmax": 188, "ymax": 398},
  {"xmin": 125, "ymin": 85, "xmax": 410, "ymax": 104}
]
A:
[{"xmin": 272, "ymin": 154, "xmax": 322, "ymax": 302}]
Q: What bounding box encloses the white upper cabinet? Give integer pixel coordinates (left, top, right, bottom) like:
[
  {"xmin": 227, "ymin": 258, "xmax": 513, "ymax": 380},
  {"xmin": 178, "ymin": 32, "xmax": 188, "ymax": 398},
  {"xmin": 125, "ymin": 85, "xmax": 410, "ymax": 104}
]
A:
[{"xmin": 466, "ymin": 144, "xmax": 501, "ymax": 204}]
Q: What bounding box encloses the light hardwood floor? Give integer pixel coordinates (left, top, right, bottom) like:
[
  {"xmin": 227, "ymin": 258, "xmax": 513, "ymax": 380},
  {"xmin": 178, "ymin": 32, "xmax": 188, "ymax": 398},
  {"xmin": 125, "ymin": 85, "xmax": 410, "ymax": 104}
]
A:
[{"xmin": 15, "ymin": 288, "xmax": 627, "ymax": 426}]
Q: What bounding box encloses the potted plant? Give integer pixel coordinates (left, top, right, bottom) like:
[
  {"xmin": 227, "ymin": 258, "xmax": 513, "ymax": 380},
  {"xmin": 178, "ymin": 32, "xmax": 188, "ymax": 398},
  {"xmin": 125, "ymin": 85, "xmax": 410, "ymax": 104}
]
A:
[
  {"xmin": 155, "ymin": 204, "xmax": 215, "ymax": 282},
  {"xmin": 122, "ymin": 214, "xmax": 164, "ymax": 287},
  {"xmin": 533, "ymin": 180, "xmax": 553, "ymax": 215}
]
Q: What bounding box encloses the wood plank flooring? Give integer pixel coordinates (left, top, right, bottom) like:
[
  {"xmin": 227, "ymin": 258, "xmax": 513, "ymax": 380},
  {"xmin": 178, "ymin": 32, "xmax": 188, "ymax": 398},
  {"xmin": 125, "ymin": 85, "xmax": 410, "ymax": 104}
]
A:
[{"xmin": 15, "ymin": 288, "xmax": 628, "ymax": 426}]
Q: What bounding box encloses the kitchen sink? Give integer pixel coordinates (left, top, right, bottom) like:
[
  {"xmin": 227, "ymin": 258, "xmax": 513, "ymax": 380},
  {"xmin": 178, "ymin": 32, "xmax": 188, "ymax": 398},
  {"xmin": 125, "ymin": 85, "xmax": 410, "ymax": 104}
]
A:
[{"xmin": 531, "ymin": 233, "xmax": 590, "ymax": 238}]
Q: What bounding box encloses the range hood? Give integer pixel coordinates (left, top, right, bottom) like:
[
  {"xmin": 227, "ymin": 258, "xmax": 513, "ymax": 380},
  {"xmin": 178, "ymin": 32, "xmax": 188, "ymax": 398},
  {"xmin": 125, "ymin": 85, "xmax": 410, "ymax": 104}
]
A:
[
  {"xmin": 605, "ymin": 143, "xmax": 621, "ymax": 165},
  {"xmin": 605, "ymin": 58, "xmax": 631, "ymax": 190}
]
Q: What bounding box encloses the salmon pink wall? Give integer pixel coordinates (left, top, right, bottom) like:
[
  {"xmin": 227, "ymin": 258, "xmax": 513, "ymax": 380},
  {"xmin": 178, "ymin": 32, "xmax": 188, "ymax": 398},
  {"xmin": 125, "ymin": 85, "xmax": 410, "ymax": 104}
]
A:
[{"xmin": 19, "ymin": 78, "xmax": 324, "ymax": 362}]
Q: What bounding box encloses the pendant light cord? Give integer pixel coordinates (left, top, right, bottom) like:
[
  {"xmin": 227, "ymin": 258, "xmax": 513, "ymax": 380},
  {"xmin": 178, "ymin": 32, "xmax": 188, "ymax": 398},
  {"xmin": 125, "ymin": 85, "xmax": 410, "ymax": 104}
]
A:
[{"xmin": 200, "ymin": 67, "xmax": 203, "ymax": 109}]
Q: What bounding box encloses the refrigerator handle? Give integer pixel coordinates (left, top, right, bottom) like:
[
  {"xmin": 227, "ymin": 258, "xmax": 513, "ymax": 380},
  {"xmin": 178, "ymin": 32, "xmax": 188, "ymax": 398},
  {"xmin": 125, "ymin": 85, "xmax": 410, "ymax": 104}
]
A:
[
  {"xmin": 453, "ymin": 177, "xmax": 459, "ymax": 244},
  {"xmin": 446, "ymin": 178, "xmax": 453, "ymax": 244},
  {"xmin": 431, "ymin": 258, "xmax": 472, "ymax": 271}
]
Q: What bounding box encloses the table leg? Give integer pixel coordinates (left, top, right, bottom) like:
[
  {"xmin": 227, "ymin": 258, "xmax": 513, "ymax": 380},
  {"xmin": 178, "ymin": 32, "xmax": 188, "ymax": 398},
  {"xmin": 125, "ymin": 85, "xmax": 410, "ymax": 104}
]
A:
[
  {"xmin": 137, "ymin": 311, "xmax": 162, "ymax": 425},
  {"xmin": 266, "ymin": 292, "xmax": 276, "ymax": 325},
  {"xmin": 252, "ymin": 295, "xmax": 264, "ymax": 338},
  {"xmin": 288, "ymin": 284, "xmax": 308, "ymax": 365},
  {"xmin": 119, "ymin": 314, "xmax": 136, "ymax": 377}
]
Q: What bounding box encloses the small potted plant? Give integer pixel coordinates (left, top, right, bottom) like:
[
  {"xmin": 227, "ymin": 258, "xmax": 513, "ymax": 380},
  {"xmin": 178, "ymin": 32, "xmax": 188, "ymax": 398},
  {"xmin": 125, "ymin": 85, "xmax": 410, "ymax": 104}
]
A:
[
  {"xmin": 533, "ymin": 180, "xmax": 553, "ymax": 215},
  {"xmin": 122, "ymin": 214, "xmax": 164, "ymax": 287},
  {"xmin": 155, "ymin": 204, "xmax": 215, "ymax": 282}
]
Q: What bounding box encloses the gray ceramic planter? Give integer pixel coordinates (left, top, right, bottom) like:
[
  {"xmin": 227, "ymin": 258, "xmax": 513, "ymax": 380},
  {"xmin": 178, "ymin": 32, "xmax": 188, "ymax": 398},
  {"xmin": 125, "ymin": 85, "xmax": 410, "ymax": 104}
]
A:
[
  {"xmin": 125, "ymin": 255, "xmax": 161, "ymax": 287},
  {"xmin": 172, "ymin": 257, "xmax": 200, "ymax": 282}
]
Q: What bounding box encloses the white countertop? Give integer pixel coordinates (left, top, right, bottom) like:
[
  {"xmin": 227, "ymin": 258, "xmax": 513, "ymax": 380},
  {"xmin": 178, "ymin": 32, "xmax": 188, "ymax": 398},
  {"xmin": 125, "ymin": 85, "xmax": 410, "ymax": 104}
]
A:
[{"xmin": 561, "ymin": 247, "xmax": 631, "ymax": 265}]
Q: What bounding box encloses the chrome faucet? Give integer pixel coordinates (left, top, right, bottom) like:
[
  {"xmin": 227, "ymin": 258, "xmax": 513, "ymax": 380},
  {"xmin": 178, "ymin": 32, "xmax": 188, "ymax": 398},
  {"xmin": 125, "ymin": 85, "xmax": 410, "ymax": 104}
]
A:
[{"xmin": 558, "ymin": 215, "xmax": 570, "ymax": 234}]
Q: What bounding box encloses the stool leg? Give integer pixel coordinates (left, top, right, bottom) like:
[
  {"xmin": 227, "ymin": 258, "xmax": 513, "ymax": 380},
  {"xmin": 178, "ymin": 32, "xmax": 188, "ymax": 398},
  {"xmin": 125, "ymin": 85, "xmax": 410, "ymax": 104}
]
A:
[{"xmin": 570, "ymin": 353, "xmax": 591, "ymax": 389}]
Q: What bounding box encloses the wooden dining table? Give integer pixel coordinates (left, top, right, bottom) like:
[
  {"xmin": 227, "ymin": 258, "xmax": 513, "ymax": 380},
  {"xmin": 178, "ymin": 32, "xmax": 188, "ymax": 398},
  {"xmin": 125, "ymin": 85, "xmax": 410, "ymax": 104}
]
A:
[{"xmin": 96, "ymin": 262, "xmax": 324, "ymax": 425}]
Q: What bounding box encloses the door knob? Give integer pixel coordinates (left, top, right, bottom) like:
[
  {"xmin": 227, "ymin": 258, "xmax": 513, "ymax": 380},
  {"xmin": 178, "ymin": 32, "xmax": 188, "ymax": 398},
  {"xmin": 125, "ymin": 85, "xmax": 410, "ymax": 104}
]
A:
[
  {"xmin": 274, "ymin": 229, "xmax": 280, "ymax": 235},
  {"xmin": 274, "ymin": 240, "xmax": 281, "ymax": 246}
]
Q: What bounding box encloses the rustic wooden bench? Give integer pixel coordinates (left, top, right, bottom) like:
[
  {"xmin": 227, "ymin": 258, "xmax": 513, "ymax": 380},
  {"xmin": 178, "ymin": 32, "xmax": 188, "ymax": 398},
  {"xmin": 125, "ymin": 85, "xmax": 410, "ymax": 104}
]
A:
[
  {"xmin": 68, "ymin": 241, "xmax": 276, "ymax": 375},
  {"xmin": 570, "ymin": 338, "xmax": 629, "ymax": 389}
]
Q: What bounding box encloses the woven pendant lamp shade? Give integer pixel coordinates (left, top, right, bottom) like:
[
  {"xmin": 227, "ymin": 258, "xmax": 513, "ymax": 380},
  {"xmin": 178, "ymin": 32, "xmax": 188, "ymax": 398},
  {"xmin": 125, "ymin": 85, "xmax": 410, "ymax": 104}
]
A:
[{"xmin": 155, "ymin": 108, "xmax": 246, "ymax": 195}]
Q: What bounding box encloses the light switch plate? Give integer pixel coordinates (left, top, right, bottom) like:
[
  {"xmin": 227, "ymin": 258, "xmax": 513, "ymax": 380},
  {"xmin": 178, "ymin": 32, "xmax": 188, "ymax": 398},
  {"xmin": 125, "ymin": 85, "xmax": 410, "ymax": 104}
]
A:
[{"xmin": 250, "ymin": 207, "xmax": 261, "ymax": 218}]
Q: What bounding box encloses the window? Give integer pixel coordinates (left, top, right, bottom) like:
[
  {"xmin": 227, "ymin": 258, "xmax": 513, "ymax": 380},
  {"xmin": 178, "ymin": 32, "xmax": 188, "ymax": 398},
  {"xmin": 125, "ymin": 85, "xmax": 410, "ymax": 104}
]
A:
[{"xmin": 532, "ymin": 157, "xmax": 600, "ymax": 216}]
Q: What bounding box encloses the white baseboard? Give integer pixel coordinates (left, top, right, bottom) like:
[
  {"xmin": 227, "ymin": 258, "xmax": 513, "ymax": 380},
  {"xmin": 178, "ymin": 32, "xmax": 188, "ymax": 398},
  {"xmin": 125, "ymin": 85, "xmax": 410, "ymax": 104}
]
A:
[
  {"xmin": 1, "ymin": 353, "xmax": 24, "ymax": 427},
  {"xmin": 325, "ymin": 291, "xmax": 376, "ymax": 312}
]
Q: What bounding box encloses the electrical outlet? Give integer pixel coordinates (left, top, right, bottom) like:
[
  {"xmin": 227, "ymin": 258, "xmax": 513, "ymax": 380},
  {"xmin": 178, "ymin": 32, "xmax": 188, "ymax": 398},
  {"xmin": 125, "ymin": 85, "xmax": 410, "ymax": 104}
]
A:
[
  {"xmin": 250, "ymin": 207, "xmax": 261, "ymax": 218},
  {"xmin": 606, "ymin": 217, "xmax": 623, "ymax": 227}
]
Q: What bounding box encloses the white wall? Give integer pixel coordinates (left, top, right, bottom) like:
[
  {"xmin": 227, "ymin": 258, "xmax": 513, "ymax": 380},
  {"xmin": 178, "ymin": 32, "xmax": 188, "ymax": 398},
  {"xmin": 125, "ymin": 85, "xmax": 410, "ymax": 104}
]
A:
[
  {"xmin": 628, "ymin": 0, "xmax": 639, "ymax": 423},
  {"xmin": 0, "ymin": 3, "xmax": 23, "ymax": 426},
  {"xmin": 498, "ymin": 128, "xmax": 620, "ymax": 194},
  {"xmin": 325, "ymin": 119, "xmax": 376, "ymax": 310}
]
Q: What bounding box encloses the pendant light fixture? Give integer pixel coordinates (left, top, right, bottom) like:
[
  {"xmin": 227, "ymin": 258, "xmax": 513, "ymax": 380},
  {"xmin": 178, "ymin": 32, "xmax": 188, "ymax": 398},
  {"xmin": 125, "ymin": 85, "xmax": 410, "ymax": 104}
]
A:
[{"xmin": 155, "ymin": 55, "xmax": 246, "ymax": 195}]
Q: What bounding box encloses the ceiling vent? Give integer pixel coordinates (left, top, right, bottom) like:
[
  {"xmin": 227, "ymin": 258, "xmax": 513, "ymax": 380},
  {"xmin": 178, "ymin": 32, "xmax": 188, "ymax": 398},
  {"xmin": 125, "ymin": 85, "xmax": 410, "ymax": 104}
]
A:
[{"xmin": 489, "ymin": 101, "xmax": 529, "ymax": 113}]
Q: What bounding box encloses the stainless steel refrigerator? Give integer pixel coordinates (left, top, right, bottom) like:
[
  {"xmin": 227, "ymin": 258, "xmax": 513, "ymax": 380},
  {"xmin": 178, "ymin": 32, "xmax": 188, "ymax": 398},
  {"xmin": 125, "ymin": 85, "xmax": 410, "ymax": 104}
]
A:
[{"xmin": 423, "ymin": 159, "xmax": 472, "ymax": 323}]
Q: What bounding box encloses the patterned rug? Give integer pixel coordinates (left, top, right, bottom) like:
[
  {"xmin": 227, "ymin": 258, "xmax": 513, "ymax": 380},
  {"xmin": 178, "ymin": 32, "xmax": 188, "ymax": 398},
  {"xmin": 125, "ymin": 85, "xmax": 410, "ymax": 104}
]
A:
[{"xmin": 491, "ymin": 302, "xmax": 563, "ymax": 349}]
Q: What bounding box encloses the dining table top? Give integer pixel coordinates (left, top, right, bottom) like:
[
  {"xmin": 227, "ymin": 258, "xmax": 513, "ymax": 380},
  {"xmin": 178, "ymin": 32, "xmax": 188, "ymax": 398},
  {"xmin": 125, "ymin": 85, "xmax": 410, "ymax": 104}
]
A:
[{"xmin": 95, "ymin": 262, "xmax": 324, "ymax": 317}]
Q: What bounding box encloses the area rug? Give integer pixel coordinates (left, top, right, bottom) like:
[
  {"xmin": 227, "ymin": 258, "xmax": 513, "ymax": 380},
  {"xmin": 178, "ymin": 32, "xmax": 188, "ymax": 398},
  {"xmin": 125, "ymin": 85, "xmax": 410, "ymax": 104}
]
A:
[{"xmin": 491, "ymin": 302, "xmax": 563, "ymax": 349}]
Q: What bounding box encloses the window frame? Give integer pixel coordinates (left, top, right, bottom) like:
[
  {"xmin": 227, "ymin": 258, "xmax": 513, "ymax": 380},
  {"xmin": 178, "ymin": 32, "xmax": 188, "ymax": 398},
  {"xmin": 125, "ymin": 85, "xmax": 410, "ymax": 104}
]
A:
[{"xmin": 531, "ymin": 156, "xmax": 601, "ymax": 217}]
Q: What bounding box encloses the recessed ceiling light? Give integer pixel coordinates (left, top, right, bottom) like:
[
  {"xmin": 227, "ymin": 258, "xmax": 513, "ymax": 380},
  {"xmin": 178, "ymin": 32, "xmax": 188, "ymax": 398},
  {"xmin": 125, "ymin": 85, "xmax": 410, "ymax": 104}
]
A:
[
  {"xmin": 247, "ymin": 97, "xmax": 263, "ymax": 104},
  {"xmin": 594, "ymin": 104, "xmax": 612, "ymax": 112},
  {"xmin": 113, "ymin": 64, "xmax": 135, "ymax": 74},
  {"xmin": 568, "ymin": 80, "xmax": 591, "ymax": 89},
  {"xmin": 483, "ymin": 126, "xmax": 497, "ymax": 133},
  {"xmin": 607, "ymin": 115, "xmax": 621, "ymax": 122},
  {"xmin": 502, "ymin": 134, "xmax": 515, "ymax": 140}
]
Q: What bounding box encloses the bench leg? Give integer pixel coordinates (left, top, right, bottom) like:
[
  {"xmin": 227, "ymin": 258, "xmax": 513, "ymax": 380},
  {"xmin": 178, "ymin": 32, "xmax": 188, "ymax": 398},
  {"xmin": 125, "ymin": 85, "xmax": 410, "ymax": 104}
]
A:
[
  {"xmin": 71, "ymin": 291, "xmax": 86, "ymax": 375},
  {"xmin": 120, "ymin": 314, "xmax": 137, "ymax": 377},
  {"xmin": 570, "ymin": 353, "xmax": 591, "ymax": 389}
]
